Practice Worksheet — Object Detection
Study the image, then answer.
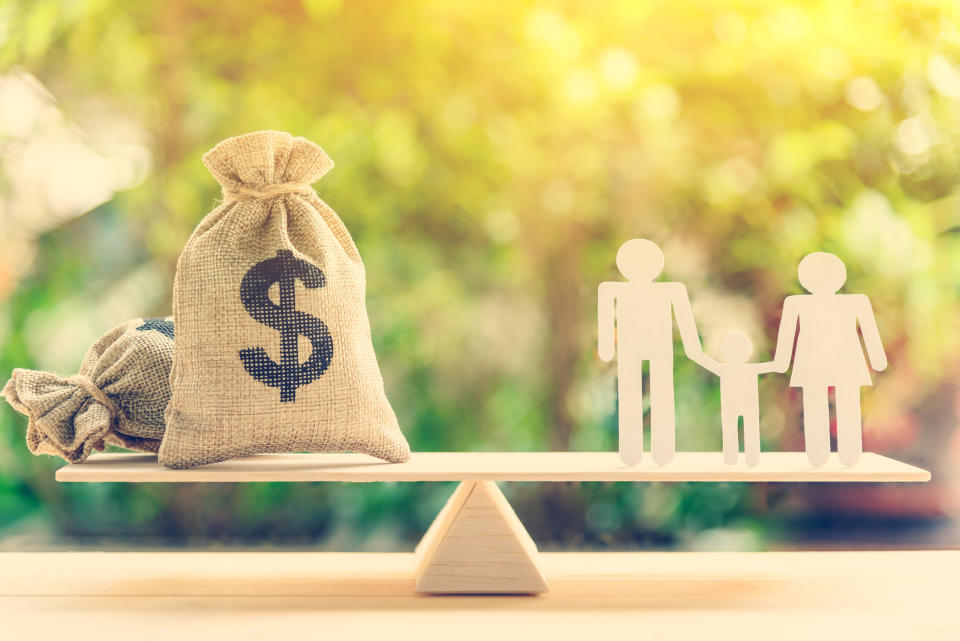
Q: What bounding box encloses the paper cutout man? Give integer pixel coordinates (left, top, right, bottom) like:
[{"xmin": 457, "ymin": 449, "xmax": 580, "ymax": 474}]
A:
[
  {"xmin": 771, "ymin": 252, "xmax": 887, "ymax": 467},
  {"xmin": 598, "ymin": 239, "xmax": 703, "ymax": 466},
  {"xmin": 690, "ymin": 331, "xmax": 776, "ymax": 466}
]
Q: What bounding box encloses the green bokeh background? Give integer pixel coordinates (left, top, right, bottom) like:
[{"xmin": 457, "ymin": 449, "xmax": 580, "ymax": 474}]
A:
[{"xmin": 1, "ymin": 0, "xmax": 957, "ymax": 551}]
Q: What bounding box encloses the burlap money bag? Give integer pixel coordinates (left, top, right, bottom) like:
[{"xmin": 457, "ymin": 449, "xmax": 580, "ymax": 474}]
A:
[
  {"xmin": 2, "ymin": 317, "xmax": 174, "ymax": 463},
  {"xmin": 159, "ymin": 131, "xmax": 410, "ymax": 469}
]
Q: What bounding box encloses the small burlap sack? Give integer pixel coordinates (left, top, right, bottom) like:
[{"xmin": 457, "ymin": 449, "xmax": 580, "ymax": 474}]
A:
[
  {"xmin": 160, "ymin": 131, "xmax": 409, "ymax": 469},
  {"xmin": 2, "ymin": 317, "xmax": 174, "ymax": 463}
]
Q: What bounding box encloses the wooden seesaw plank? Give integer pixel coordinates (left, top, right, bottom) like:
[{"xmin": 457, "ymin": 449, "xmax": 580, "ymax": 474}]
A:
[{"xmin": 55, "ymin": 451, "xmax": 930, "ymax": 483}]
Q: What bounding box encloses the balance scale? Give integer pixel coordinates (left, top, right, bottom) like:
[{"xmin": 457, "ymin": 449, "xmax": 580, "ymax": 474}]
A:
[{"xmin": 57, "ymin": 451, "xmax": 930, "ymax": 595}]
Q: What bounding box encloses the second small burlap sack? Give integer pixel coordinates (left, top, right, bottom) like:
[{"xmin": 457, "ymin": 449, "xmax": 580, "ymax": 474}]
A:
[
  {"xmin": 160, "ymin": 131, "xmax": 410, "ymax": 469},
  {"xmin": 3, "ymin": 317, "xmax": 174, "ymax": 462}
]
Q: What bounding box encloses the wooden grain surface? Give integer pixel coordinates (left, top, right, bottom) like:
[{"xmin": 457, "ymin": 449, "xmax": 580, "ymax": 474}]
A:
[
  {"xmin": 55, "ymin": 451, "xmax": 931, "ymax": 483},
  {"xmin": 0, "ymin": 551, "xmax": 955, "ymax": 640}
]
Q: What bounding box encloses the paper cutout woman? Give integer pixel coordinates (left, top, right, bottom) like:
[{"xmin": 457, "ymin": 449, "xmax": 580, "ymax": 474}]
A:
[{"xmin": 771, "ymin": 252, "xmax": 887, "ymax": 467}]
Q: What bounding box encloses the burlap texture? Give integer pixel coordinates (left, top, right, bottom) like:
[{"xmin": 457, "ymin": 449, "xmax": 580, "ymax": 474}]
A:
[
  {"xmin": 2, "ymin": 317, "xmax": 174, "ymax": 463},
  {"xmin": 159, "ymin": 131, "xmax": 409, "ymax": 469}
]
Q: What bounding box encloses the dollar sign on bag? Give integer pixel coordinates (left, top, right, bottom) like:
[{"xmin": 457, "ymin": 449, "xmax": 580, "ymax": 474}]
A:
[{"xmin": 239, "ymin": 250, "xmax": 334, "ymax": 402}]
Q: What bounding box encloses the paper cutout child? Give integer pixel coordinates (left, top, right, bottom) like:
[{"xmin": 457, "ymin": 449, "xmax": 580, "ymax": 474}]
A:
[
  {"xmin": 771, "ymin": 252, "xmax": 887, "ymax": 467},
  {"xmin": 690, "ymin": 332, "xmax": 776, "ymax": 466},
  {"xmin": 598, "ymin": 239, "xmax": 704, "ymax": 466}
]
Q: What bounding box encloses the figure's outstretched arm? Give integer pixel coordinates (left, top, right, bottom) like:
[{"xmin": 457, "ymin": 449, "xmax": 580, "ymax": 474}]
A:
[
  {"xmin": 690, "ymin": 351, "xmax": 721, "ymax": 376},
  {"xmin": 598, "ymin": 282, "xmax": 618, "ymax": 362},
  {"xmin": 670, "ymin": 283, "xmax": 704, "ymax": 360},
  {"xmin": 752, "ymin": 361, "xmax": 779, "ymax": 375},
  {"xmin": 771, "ymin": 297, "xmax": 800, "ymax": 373},
  {"xmin": 856, "ymin": 295, "xmax": 887, "ymax": 371}
]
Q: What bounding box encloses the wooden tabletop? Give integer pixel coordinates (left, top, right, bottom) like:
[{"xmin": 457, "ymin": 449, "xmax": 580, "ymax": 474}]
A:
[
  {"xmin": 0, "ymin": 550, "xmax": 955, "ymax": 640},
  {"xmin": 55, "ymin": 451, "xmax": 931, "ymax": 483}
]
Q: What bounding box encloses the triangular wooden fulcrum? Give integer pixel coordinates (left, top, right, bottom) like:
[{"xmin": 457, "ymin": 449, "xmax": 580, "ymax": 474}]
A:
[{"xmin": 414, "ymin": 480, "xmax": 549, "ymax": 594}]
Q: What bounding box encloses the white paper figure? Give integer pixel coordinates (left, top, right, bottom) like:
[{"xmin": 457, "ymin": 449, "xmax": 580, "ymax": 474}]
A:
[
  {"xmin": 771, "ymin": 252, "xmax": 887, "ymax": 467},
  {"xmin": 690, "ymin": 332, "xmax": 776, "ymax": 467},
  {"xmin": 598, "ymin": 239, "xmax": 703, "ymax": 466}
]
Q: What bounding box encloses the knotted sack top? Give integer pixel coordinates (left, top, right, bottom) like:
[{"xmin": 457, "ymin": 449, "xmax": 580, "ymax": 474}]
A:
[{"xmin": 203, "ymin": 130, "xmax": 334, "ymax": 202}]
